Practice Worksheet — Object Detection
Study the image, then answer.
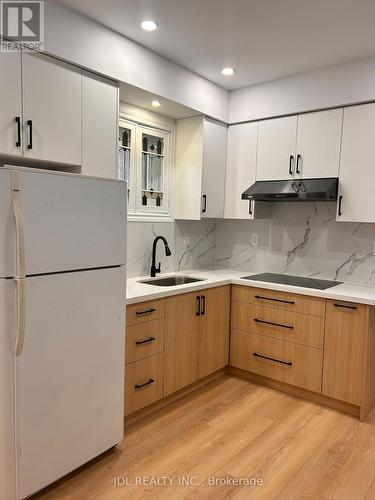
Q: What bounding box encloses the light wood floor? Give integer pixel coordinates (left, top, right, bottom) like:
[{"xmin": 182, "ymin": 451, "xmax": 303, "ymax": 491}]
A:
[{"xmin": 34, "ymin": 375, "xmax": 375, "ymax": 500}]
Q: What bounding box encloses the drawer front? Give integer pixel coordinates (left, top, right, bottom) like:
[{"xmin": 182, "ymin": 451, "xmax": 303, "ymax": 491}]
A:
[
  {"xmin": 230, "ymin": 330, "xmax": 323, "ymax": 393},
  {"xmin": 124, "ymin": 353, "xmax": 164, "ymax": 416},
  {"xmin": 232, "ymin": 302, "xmax": 324, "ymax": 348},
  {"xmin": 127, "ymin": 299, "xmax": 165, "ymax": 326},
  {"xmin": 126, "ymin": 319, "xmax": 165, "ymax": 364},
  {"xmin": 232, "ymin": 285, "xmax": 326, "ymax": 317}
]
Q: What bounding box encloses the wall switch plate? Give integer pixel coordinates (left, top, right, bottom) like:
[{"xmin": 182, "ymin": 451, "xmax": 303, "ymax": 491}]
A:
[
  {"xmin": 251, "ymin": 233, "xmax": 259, "ymax": 248},
  {"xmin": 184, "ymin": 233, "xmax": 190, "ymax": 246}
]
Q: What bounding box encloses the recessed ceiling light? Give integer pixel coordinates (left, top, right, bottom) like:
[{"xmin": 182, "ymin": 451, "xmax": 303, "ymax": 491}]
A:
[
  {"xmin": 141, "ymin": 20, "xmax": 158, "ymax": 31},
  {"xmin": 151, "ymin": 100, "xmax": 161, "ymax": 108},
  {"xmin": 221, "ymin": 67, "xmax": 235, "ymax": 76}
]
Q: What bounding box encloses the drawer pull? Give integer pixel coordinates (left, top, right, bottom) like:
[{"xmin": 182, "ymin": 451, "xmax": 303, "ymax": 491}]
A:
[
  {"xmin": 136, "ymin": 308, "xmax": 156, "ymax": 316},
  {"xmin": 254, "ymin": 318, "xmax": 294, "ymax": 330},
  {"xmin": 134, "ymin": 378, "xmax": 155, "ymax": 389},
  {"xmin": 254, "ymin": 295, "xmax": 295, "ymax": 305},
  {"xmin": 135, "ymin": 337, "xmax": 156, "ymax": 345},
  {"xmin": 333, "ymin": 303, "xmax": 357, "ymax": 310},
  {"xmin": 253, "ymin": 352, "xmax": 292, "ymax": 366}
]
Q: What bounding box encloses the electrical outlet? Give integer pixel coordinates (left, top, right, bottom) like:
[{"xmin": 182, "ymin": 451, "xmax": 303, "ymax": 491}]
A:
[
  {"xmin": 184, "ymin": 233, "xmax": 190, "ymax": 246},
  {"xmin": 251, "ymin": 233, "xmax": 259, "ymax": 248}
]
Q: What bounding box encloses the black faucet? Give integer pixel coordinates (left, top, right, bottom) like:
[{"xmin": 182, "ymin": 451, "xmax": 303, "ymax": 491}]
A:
[{"xmin": 150, "ymin": 236, "xmax": 172, "ymax": 277}]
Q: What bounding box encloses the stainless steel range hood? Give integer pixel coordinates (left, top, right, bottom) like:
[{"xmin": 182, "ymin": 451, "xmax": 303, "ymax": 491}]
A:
[{"xmin": 242, "ymin": 178, "xmax": 339, "ymax": 202}]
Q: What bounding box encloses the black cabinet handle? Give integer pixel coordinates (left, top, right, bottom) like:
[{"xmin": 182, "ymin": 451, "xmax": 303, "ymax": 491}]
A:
[
  {"xmin": 27, "ymin": 120, "xmax": 33, "ymax": 149},
  {"xmin": 254, "ymin": 318, "xmax": 294, "ymax": 330},
  {"xmin": 202, "ymin": 195, "xmax": 207, "ymax": 213},
  {"xmin": 248, "ymin": 200, "xmax": 253, "ymax": 216},
  {"xmin": 201, "ymin": 295, "xmax": 206, "ymax": 316},
  {"xmin": 196, "ymin": 296, "xmax": 201, "ymax": 316},
  {"xmin": 134, "ymin": 378, "xmax": 154, "ymax": 389},
  {"xmin": 253, "ymin": 352, "xmax": 292, "ymax": 366},
  {"xmin": 289, "ymin": 155, "xmax": 294, "ymax": 175},
  {"xmin": 333, "ymin": 303, "xmax": 357, "ymax": 310},
  {"xmin": 338, "ymin": 195, "xmax": 343, "ymax": 216},
  {"xmin": 296, "ymin": 154, "xmax": 302, "ymax": 174},
  {"xmin": 135, "ymin": 337, "xmax": 156, "ymax": 345},
  {"xmin": 15, "ymin": 117, "xmax": 21, "ymax": 147},
  {"xmin": 136, "ymin": 308, "xmax": 156, "ymax": 316},
  {"xmin": 254, "ymin": 295, "xmax": 295, "ymax": 305}
]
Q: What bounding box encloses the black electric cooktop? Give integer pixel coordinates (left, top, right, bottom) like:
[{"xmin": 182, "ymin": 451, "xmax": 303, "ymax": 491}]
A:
[{"xmin": 241, "ymin": 273, "xmax": 342, "ymax": 290}]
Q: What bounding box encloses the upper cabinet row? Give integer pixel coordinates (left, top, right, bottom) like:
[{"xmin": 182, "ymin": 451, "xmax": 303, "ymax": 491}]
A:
[
  {"xmin": 0, "ymin": 51, "xmax": 118, "ymax": 178},
  {"xmin": 224, "ymin": 104, "xmax": 375, "ymax": 223}
]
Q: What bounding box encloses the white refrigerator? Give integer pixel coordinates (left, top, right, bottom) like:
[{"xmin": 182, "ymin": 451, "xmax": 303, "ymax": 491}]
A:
[{"xmin": 0, "ymin": 166, "xmax": 127, "ymax": 500}]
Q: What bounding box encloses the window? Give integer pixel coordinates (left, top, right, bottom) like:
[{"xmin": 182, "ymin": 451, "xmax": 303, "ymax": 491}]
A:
[{"xmin": 118, "ymin": 119, "xmax": 171, "ymax": 219}]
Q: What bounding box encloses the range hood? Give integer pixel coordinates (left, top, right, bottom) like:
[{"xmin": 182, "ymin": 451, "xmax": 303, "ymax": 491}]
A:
[{"xmin": 242, "ymin": 178, "xmax": 339, "ymax": 202}]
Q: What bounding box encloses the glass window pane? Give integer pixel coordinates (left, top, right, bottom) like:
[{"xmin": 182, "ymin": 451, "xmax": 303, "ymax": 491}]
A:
[{"xmin": 141, "ymin": 132, "xmax": 165, "ymax": 208}]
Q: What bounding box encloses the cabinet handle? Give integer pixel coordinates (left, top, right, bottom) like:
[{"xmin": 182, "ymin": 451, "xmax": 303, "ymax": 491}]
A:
[
  {"xmin": 333, "ymin": 303, "xmax": 357, "ymax": 310},
  {"xmin": 253, "ymin": 352, "xmax": 292, "ymax": 366},
  {"xmin": 248, "ymin": 200, "xmax": 253, "ymax": 216},
  {"xmin": 254, "ymin": 318, "xmax": 294, "ymax": 330},
  {"xmin": 134, "ymin": 378, "xmax": 154, "ymax": 389},
  {"xmin": 254, "ymin": 295, "xmax": 295, "ymax": 305},
  {"xmin": 338, "ymin": 195, "xmax": 343, "ymax": 216},
  {"xmin": 289, "ymin": 155, "xmax": 294, "ymax": 175},
  {"xmin": 136, "ymin": 308, "xmax": 156, "ymax": 316},
  {"xmin": 15, "ymin": 117, "xmax": 21, "ymax": 147},
  {"xmin": 27, "ymin": 120, "xmax": 33, "ymax": 150},
  {"xmin": 296, "ymin": 154, "xmax": 301, "ymax": 174},
  {"xmin": 201, "ymin": 295, "xmax": 206, "ymax": 316},
  {"xmin": 196, "ymin": 296, "xmax": 201, "ymax": 316},
  {"xmin": 202, "ymin": 195, "xmax": 207, "ymax": 213},
  {"xmin": 135, "ymin": 337, "xmax": 156, "ymax": 345}
]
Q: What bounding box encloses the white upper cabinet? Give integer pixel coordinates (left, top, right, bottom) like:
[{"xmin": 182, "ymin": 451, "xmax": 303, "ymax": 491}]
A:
[
  {"xmin": 0, "ymin": 52, "xmax": 22, "ymax": 157},
  {"xmin": 22, "ymin": 53, "xmax": 82, "ymax": 166},
  {"xmin": 337, "ymin": 104, "xmax": 375, "ymax": 222},
  {"xmin": 295, "ymin": 109, "xmax": 343, "ymax": 179},
  {"xmin": 175, "ymin": 116, "xmax": 227, "ymax": 220},
  {"xmin": 81, "ymin": 73, "xmax": 118, "ymax": 178},
  {"xmin": 224, "ymin": 122, "xmax": 258, "ymax": 219},
  {"xmin": 256, "ymin": 115, "xmax": 298, "ymax": 181}
]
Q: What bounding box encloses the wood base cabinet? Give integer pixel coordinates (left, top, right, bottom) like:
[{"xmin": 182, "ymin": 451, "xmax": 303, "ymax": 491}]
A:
[{"xmin": 164, "ymin": 286, "xmax": 230, "ymax": 396}]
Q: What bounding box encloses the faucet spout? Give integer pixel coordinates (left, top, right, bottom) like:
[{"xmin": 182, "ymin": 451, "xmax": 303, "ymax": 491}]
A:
[{"xmin": 150, "ymin": 236, "xmax": 172, "ymax": 277}]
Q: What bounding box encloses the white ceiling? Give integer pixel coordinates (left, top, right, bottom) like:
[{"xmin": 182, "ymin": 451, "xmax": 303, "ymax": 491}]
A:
[{"xmin": 59, "ymin": 0, "xmax": 375, "ymax": 90}]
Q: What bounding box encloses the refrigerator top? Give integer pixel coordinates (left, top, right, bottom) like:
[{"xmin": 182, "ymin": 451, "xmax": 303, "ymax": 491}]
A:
[{"xmin": 0, "ymin": 166, "xmax": 127, "ymax": 278}]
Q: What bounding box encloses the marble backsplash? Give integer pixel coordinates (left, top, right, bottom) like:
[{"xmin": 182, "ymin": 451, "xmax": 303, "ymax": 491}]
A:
[
  {"xmin": 127, "ymin": 202, "xmax": 375, "ymax": 285},
  {"xmin": 127, "ymin": 220, "xmax": 216, "ymax": 278},
  {"xmin": 215, "ymin": 202, "xmax": 375, "ymax": 285}
]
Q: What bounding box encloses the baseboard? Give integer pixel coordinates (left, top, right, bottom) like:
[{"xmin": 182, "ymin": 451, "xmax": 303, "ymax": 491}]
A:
[{"xmin": 227, "ymin": 367, "xmax": 360, "ymax": 419}]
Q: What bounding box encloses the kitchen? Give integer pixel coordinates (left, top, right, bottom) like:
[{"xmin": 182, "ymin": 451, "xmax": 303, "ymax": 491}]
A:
[{"xmin": 2, "ymin": 0, "xmax": 375, "ymax": 498}]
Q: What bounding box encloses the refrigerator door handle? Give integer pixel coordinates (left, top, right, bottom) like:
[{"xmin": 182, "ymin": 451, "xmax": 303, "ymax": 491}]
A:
[{"xmin": 12, "ymin": 171, "xmax": 26, "ymax": 356}]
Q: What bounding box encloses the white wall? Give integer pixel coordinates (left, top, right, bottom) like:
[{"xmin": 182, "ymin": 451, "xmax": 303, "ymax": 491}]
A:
[
  {"xmin": 44, "ymin": 0, "xmax": 228, "ymax": 122},
  {"xmin": 230, "ymin": 56, "xmax": 375, "ymax": 123}
]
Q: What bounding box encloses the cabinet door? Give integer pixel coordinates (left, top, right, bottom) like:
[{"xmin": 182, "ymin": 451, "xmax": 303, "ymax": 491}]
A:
[
  {"xmin": 164, "ymin": 292, "xmax": 199, "ymax": 396},
  {"xmin": 322, "ymin": 301, "xmax": 366, "ymax": 405},
  {"xmin": 22, "ymin": 53, "xmax": 81, "ymax": 165},
  {"xmin": 0, "ymin": 52, "xmax": 22, "ymax": 157},
  {"xmin": 295, "ymin": 109, "xmax": 342, "ymax": 179},
  {"xmin": 201, "ymin": 119, "xmax": 227, "ymax": 218},
  {"xmin": 256, "ymin": 115, "xmax": 297, "ymax": 181},
  {"xmin": 224, "ymin": 122, "xmax": 258, "ymax": 219},
  {"xmin": 81, "ymin": 73, "xmax": 118, "ymax": 178},
  {"xmin": 198, "ymin": 286, "xmax": 230, "ymax": 378},
  {"xmin": 337, "ymin": 104, "xmax": 375, "ymax": 222}
]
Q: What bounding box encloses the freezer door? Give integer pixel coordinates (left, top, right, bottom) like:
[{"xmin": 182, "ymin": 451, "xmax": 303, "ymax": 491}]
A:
[
  {"xmin": 16, "ymin": 267, "xmax": 125, "ymax": 499},
  {"xmin": 0, "ymin": 167, "xmax": 126, "ymax": 278},
  {"xmin": 0, "ymin": 279, "xmax": 17, "ymax": 500}
]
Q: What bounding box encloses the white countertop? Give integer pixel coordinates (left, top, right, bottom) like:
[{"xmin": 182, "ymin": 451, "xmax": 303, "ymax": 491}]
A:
[{"xmin": 126, "ymin": 269, "xmax": 375, "ymax": 306}]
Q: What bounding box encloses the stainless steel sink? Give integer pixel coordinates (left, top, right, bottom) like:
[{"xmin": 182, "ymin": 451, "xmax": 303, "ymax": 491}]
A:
[{"xmin": 139, "ymin": 276, "xmax": 206, "ymax": 287}]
